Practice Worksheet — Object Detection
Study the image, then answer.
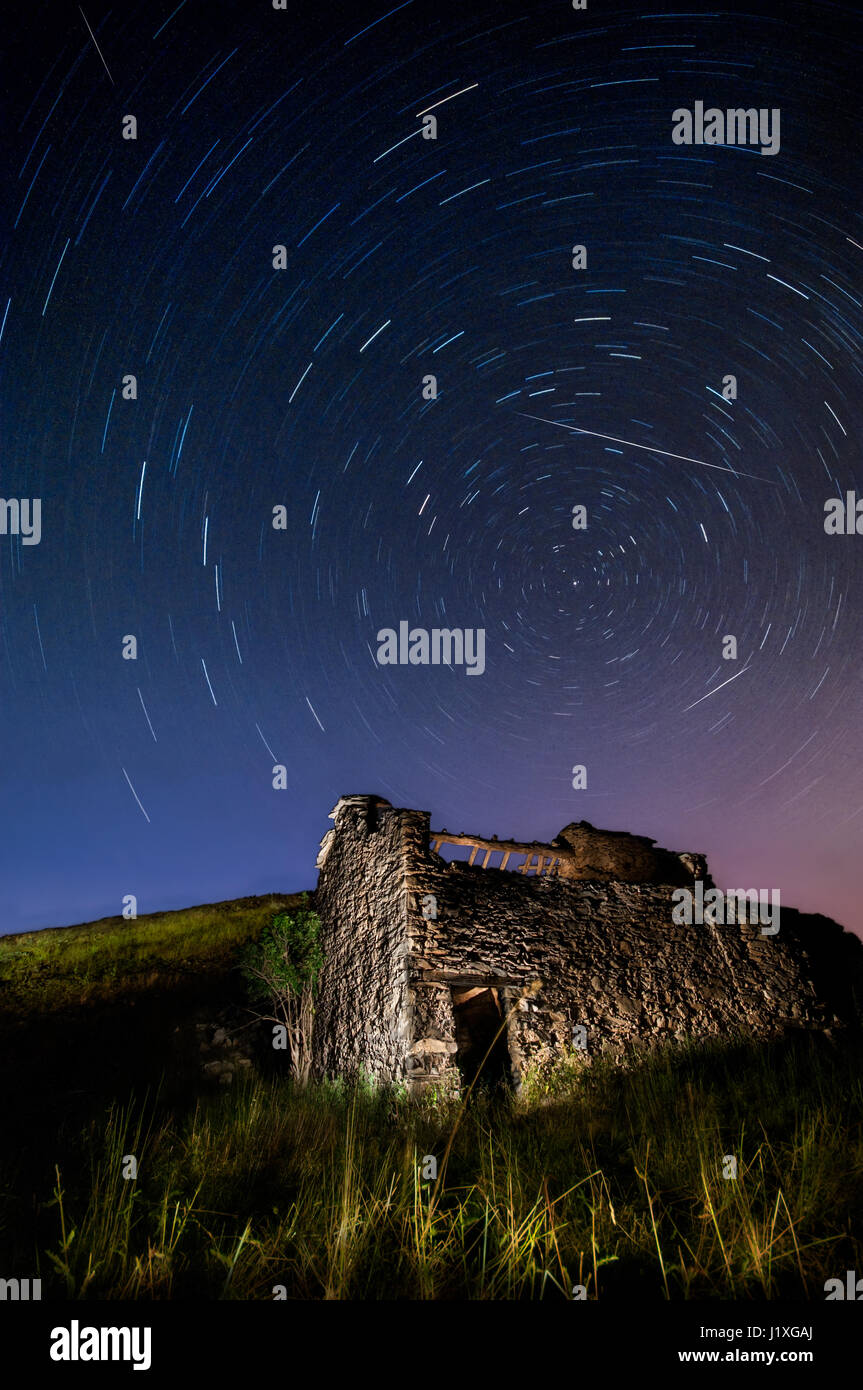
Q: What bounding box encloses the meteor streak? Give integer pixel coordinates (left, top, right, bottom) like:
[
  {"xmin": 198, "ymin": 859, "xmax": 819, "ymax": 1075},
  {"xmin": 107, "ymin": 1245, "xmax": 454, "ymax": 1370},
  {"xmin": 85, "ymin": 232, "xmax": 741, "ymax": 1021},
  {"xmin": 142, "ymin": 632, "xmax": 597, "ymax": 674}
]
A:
[{"xmin": 517, "ymin": 412, "xmax": 776, "ymax": 483}]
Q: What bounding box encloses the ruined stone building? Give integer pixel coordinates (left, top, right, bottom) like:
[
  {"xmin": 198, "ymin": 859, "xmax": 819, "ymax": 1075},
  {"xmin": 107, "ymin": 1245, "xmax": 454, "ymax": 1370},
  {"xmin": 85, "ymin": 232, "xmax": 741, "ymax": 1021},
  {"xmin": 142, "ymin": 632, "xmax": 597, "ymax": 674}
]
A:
[{"xmin": 311, "ymin": 795, "xmax": 863, "ymax": 1092}]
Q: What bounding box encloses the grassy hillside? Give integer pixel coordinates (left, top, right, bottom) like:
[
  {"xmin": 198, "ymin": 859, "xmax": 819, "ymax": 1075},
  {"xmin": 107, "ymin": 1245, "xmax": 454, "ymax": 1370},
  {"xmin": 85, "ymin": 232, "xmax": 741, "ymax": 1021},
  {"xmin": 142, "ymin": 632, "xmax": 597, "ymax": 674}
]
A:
[{"xmin": 0, "ymin": 893, "xmax": 308, "ymax": 1018}]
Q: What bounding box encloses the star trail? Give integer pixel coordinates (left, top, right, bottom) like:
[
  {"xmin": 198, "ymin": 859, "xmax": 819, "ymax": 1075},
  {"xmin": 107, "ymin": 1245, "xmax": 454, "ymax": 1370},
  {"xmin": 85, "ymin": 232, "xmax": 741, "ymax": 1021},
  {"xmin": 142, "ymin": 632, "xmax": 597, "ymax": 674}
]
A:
[{"xmin": 1, "ymin": 0, "xmax": 862, "ymax": 938}]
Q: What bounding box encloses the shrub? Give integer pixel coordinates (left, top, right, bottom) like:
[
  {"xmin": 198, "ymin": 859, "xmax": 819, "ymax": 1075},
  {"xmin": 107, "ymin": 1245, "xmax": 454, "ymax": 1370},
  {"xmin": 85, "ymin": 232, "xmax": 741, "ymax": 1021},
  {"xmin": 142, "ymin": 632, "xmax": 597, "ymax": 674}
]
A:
[{"xmin": 239, "ymin": 895, "xmax": 324, "ymax": 1085}]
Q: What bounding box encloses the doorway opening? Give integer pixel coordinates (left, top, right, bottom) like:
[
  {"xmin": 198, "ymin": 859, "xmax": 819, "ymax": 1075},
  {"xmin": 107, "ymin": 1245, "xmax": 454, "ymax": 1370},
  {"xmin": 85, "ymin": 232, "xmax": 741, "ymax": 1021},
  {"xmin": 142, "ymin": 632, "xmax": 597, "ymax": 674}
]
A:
[{"xmin": 451, "ymin": 986, "xmax": 511, "ymax": 1092}]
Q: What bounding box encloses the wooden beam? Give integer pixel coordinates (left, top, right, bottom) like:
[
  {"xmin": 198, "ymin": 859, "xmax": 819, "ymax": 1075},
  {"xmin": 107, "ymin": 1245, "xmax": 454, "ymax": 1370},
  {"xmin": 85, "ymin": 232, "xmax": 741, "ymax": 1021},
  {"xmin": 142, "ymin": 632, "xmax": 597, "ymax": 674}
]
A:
[{"xmin": 428, "ymin": 828, "xmax": 573, "ymax": 877}]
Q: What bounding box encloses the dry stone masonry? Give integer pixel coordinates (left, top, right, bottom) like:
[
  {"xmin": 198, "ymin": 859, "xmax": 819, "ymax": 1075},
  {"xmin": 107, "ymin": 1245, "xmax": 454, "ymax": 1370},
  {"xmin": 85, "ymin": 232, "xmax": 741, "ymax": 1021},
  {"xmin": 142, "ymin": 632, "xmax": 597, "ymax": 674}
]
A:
[{"xmin": 312, "ymin": 795, "xmax": 863, "ymax": 1093}]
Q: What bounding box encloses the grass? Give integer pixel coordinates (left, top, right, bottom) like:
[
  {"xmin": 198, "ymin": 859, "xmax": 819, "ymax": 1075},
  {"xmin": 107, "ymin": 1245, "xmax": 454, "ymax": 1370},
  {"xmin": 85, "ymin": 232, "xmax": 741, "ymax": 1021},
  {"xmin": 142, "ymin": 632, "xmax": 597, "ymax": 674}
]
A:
[
  {"xmin": 0, "ymin": 894, "xmax": 305, "ymax": 1017},
  {"xmin": 1, "ymin": 896, "xmax": 860, "ymax": 1299},
  {"xmin": 2, "ymin": 1031, "xmax": 860, "ymax": 1300}
]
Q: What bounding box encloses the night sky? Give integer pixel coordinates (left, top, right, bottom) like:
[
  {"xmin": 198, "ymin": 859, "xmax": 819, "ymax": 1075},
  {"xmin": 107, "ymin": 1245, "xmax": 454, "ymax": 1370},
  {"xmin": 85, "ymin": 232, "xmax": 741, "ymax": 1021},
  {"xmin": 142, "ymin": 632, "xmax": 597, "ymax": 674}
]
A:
[{"xmin": 2, "ymin": 0, "xmax": 862, "ymax": 939}]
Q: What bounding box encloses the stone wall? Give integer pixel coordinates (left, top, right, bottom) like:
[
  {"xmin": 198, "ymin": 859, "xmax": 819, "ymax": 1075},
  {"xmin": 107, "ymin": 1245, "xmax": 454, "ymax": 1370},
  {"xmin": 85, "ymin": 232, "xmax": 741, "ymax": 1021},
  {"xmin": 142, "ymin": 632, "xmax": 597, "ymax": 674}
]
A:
[
  {"xmin": 552, "ymin": 821, "xmax": 709, "ymax": 885},
  {"xmin": 312, "ymin": 796, "xmax": 863, "ymax": 1093},
  {"xmin": 312, "ymin": 796, "xmax": 413, "ymax": 1082}
]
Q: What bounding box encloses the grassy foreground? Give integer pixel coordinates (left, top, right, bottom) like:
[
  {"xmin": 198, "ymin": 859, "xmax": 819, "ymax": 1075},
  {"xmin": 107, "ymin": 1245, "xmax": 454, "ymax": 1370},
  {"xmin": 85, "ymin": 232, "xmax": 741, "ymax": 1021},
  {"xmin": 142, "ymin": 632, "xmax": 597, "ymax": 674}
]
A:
[{"xmin": 2, "ymin": 1032, "xmax": 860, "ymax": 1300}]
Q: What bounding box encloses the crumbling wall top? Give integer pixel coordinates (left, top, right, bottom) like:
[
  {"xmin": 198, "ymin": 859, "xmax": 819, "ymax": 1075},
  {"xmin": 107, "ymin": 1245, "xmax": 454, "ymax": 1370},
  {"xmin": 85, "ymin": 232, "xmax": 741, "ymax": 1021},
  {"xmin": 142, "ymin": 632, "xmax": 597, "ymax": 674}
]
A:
[{"xmin": 318, "ymin": 797, "xmax": 708, "ymax": 886}]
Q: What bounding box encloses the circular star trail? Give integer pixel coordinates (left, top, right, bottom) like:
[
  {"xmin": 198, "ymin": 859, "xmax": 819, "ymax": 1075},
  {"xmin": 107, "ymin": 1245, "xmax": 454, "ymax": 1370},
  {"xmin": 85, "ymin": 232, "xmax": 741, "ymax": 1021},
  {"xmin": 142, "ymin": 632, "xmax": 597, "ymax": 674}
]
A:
[{"xmin": 1, "ymin": 0, "xmax": 862, "ymax": 936}]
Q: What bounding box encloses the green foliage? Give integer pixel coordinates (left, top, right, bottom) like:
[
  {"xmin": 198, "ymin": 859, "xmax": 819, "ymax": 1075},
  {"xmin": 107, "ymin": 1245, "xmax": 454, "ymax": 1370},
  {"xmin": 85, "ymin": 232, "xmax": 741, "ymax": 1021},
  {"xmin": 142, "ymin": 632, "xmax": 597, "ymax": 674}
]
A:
[
  {"xmin": 519, "ymin": 1046, "xmax": 593, "ymax": 1103},
  {"xmin": 239, "ymin": 895, "xmax": 324, "ymax": 1003},
  {"xmin": 238, "ymin": 895, "xmax": 324, "ymax": 1086}
]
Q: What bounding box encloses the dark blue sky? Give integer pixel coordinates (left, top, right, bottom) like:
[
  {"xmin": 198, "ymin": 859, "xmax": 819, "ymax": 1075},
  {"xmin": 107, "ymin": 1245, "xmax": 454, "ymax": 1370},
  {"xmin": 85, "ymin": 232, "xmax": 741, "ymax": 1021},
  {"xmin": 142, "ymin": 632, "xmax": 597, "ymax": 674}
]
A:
[{"xmin": 2, "ymin": 0, "xmax": 862, "ymax": 937}]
